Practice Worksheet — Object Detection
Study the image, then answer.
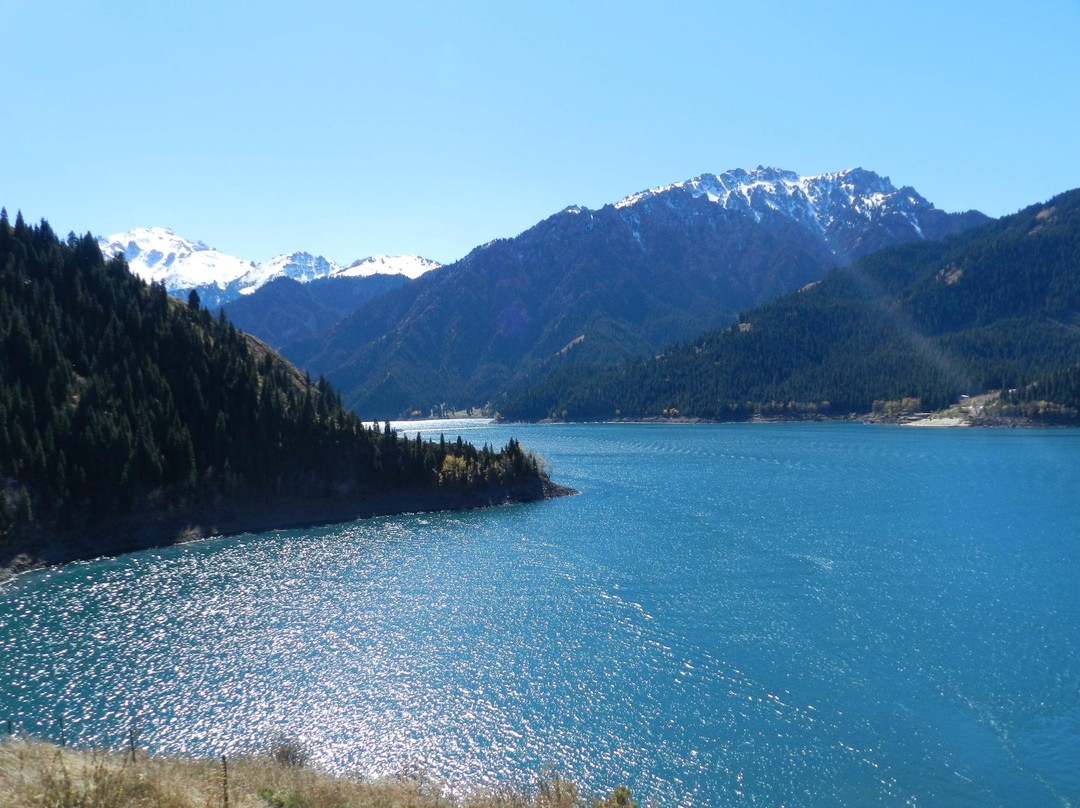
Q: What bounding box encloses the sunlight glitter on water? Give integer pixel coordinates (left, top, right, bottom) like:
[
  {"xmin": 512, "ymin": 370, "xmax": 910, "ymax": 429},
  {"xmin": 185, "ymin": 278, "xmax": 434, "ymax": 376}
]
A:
[{"xmin": 2, "ymin": 423, "xmax": 1078, "ymax": 807}]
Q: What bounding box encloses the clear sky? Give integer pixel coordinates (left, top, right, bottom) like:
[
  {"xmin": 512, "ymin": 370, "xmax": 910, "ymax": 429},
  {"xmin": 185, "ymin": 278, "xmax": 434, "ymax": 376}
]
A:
[{"xmin": 2, "ymin": 1, "xmax": 1079, "ymax": 265}]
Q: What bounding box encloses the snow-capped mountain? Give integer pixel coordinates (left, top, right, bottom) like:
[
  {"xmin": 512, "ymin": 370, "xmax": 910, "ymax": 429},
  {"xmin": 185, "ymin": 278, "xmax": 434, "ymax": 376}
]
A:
[
  {"xmin": 235, "ymin": 251, "xmax": 342, "ymax": 294},
  {"xmin": 96, "ymin": 227, "xmax": 256, "ymax": 292},
  {"xmin": 612, "ymin": 167, "xmax": 971, "ymax": 264},
  {"xmin": 616, "ymin": 167, "xmax": 909, "ymax": 219},
  {"xmin": 337, "ymin": 255, "xmax": 442, "ymax": 280},
  {"xmin": 96, "ymin": 227, "xmax": 441, "ymax": 306}
]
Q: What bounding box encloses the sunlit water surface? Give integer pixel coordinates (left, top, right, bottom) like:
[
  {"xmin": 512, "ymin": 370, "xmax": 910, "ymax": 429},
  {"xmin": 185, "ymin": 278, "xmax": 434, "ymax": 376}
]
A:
[{"xmin": 1, "ymin": 422, "xmax": 1078, "ymax": 806}]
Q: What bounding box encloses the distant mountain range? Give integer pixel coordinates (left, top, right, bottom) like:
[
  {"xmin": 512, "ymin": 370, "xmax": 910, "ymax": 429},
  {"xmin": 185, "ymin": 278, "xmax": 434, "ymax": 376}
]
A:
[
  {"xmin": 499, "ymin": 188, "xmax": 1080, "ymax": 420},
  {"xmin": 281, "ymin": 167, "xmax": 988, "ymax": 416},
  {"xmin": 96, "ymin": 226, "xmax": 440, "ymax": 307}
]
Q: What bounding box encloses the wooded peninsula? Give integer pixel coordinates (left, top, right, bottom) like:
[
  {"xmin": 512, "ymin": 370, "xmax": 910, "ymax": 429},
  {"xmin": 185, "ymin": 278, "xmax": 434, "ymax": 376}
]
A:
[{"xmin": 0, "ymin": 211, "xmax": 570, "ymax": 580}]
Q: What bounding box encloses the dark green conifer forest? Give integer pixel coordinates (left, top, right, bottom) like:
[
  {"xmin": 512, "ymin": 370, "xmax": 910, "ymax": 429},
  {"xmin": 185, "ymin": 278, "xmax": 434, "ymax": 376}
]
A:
[
  {"xmin": 0, "ymin": 210, "xmax": 551, "ymax": 552},
  {"xmin": 998, "ymin": 363, "xmax": 1080, "ymax": 420}
]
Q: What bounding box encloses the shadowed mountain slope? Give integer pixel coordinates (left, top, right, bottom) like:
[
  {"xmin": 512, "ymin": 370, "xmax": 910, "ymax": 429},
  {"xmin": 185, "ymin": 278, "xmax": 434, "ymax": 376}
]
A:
[
  {"xmin": 219, "ymin": 274, "xmax": 410, "ymax": 349},
  {"xmin": 284, "ymin": 168, "xmax": 985, "ymax": 416}
]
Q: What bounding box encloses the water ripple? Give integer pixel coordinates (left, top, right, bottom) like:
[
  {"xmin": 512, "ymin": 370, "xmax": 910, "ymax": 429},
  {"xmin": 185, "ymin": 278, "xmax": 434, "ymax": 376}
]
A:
[{"xmin": 2, "ymin": 423, "xmax": 1078, "ymax": 807}]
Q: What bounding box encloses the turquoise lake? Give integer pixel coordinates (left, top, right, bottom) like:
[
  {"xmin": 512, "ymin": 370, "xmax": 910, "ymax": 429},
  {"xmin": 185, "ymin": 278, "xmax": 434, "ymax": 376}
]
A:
[{"xmin": 1, "ymin": 421, "xmax": 1078, "ymax": 806}]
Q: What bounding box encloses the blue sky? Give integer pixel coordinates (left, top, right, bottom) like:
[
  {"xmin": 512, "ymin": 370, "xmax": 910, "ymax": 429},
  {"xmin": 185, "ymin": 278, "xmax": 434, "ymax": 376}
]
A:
[{"xmin": 2, "ymin": 1, "xmax": 1079, "ymax": 264}]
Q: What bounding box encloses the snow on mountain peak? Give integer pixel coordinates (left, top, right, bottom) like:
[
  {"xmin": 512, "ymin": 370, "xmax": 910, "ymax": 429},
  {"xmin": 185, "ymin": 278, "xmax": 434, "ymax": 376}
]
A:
[
  {"xmin": 97, "ymin": 228, "xmax": 439, "ymax": 301},
  {"xmin": 337, "ymin": 255, "xmax": 442, "ymax": 280},
  {"xmin": 234, "ymin": 252, "xmax": 344, "ymax": 295},
  {"xmin": 613, "ymin": 166, "xmax": 931, "ymax": 234},
  {"xmin": 97, "ymin": 227, "xmax": 253, "ymax": 290}
]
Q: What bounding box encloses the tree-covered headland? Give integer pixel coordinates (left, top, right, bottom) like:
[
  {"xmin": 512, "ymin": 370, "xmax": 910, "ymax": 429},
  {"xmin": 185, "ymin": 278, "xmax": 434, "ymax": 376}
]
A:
[{"xmin": 0, "ymin": 210, "xmax": 565, "ymax": 573}]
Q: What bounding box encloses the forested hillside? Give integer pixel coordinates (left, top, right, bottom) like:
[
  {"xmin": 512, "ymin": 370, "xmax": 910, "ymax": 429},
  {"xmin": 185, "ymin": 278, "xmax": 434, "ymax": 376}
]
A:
[
  {"xmin": 284, "ymin": 168, "xmax": 985, "ymax": 417},
  {"xmin": 0, "ymin": 211, "xmax": 558, "ymax": 568},
  {"xmin": 997, "ymin": 363, "xmax": 1080, "ymax": 420},
  {"xmin": 499, "ymin": 190, "xmax": 1080, "ymax": 420}
]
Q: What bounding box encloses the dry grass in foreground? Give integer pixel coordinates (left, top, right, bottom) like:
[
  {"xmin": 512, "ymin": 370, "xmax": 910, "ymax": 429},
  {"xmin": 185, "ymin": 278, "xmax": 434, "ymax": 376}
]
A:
[{"xmin": 0, "ymin": 738, "xmax": 638, "ymax": 808}]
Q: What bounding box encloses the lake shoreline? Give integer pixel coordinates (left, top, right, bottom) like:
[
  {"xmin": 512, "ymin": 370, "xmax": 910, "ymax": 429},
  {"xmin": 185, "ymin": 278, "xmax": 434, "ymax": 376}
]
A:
[
  {"xmin": 507, "ymin": 412, "xmax": 1059, "ymax": 428},
  {"xmin": 0, "ymin": 478, "xmax": 576, "ymax": 585}
]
